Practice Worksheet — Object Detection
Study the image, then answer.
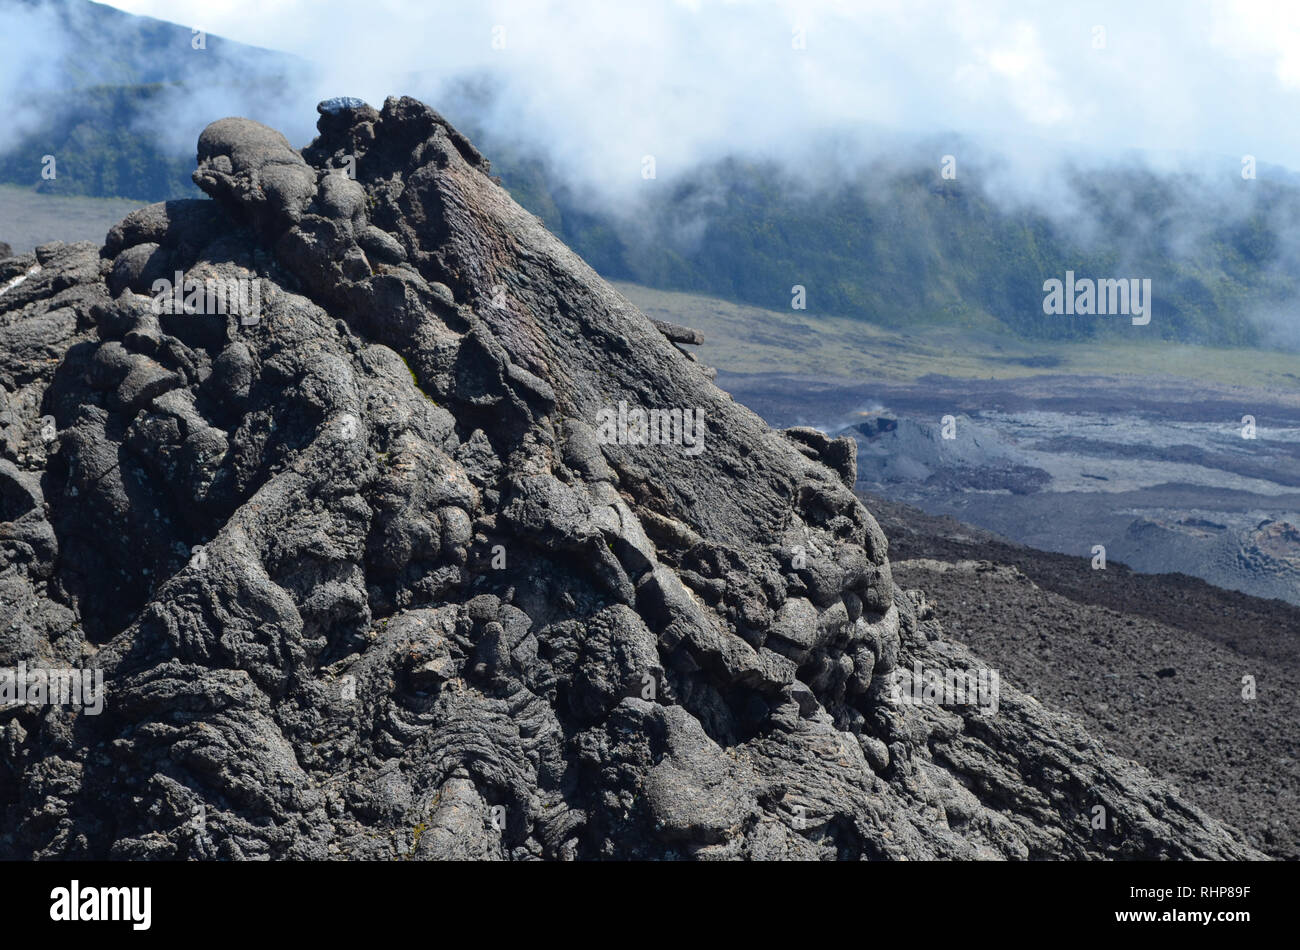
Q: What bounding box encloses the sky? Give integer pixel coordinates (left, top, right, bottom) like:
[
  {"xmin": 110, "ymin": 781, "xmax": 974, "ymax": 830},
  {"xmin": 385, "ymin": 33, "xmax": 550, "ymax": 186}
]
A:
[{"xmin": 87, "ymin": 0, "xmax": 1300, "ymax": 186}]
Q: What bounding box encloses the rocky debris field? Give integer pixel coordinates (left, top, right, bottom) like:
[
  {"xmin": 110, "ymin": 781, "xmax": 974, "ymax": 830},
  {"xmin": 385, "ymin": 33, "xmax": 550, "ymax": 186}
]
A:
[
  {"xmin": 869, "ymin": 493, "xmax": 1300, "ymax": 858},
  {"xmin": 0, "ymin": 98, "xmax": 1264, "ymax": 859}
]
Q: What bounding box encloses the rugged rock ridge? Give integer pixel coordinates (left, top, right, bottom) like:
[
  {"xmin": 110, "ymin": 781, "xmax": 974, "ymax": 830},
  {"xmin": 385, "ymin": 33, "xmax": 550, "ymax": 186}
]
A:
[{"xmin": 0, "ymin": 97, "xmax": 1262, "ymax": 859}]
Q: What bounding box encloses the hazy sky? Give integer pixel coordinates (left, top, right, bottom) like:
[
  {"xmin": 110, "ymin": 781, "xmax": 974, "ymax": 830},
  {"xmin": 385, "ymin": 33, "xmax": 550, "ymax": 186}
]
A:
[{"xmin": 92, "ymin": 0, "xmax": 1300, "ymax": 180}]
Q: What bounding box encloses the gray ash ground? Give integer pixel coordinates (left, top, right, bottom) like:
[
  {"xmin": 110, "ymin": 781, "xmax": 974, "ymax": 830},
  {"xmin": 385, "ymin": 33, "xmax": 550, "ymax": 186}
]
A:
[
  {"xmin": 868, "ymin": 492, "xmax": 1300, "ymax": 858},
  {"xmin": 722, "ymin": 370, "xmax": 1300, "ymax": 605}
]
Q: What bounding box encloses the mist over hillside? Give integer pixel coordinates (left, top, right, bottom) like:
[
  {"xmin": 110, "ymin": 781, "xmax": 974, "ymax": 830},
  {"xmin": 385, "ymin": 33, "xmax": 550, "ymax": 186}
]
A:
[
  {"xmin": 480, "ymin": 133, "xmax": 1300, "ymax": 347},
  {"xmin": 5, "ymin": 0, "xmax": 1300, "ymax": 348}
]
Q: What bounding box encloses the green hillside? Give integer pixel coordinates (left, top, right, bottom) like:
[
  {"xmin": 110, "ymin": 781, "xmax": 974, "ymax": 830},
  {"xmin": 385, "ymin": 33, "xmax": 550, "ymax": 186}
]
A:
[
  {"xmin": 487, "ymin": 149, "xmax": 1299, "ymax": 348},
  {"xmin": 0, "ymin": 84, "xmax": 200, "ymax": 202}
]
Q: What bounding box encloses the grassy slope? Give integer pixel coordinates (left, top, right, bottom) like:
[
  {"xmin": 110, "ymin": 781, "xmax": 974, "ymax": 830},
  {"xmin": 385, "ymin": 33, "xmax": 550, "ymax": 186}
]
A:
[
  {"xmin": 618, "ymin": 280, "xmax": 1300, "ymax": 391},
  {"xmin": 0, "ymin": 185, "xmax": 147, "ymax": 255}
]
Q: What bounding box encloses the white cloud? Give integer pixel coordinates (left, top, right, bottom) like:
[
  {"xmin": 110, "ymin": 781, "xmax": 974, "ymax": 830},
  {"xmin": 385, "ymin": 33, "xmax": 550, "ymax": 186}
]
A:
[{"xmin": 24, "ymin": 0, "xmax": 1300, "ymax": 195}]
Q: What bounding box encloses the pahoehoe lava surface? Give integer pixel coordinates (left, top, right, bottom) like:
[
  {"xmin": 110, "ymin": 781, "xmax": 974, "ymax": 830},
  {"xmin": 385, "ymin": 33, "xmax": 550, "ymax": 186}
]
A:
[{"xmin": 0, "ymin": 98, "xmax": 1263, "ymax": 859}]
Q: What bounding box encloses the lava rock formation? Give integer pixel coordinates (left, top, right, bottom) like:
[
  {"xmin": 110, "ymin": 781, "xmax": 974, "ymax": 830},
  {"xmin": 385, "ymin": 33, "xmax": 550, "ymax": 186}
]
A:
[{"xmin": 0, "ymin": 98, "xmax": 1262, "ymax": 859}]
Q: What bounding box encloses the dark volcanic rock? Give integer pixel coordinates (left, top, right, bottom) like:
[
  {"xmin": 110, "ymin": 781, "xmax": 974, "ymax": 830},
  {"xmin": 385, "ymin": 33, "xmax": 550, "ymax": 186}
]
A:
[{"xmin": 0, "ymin": 98, "xmax": 1263, "ymax": 860}]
